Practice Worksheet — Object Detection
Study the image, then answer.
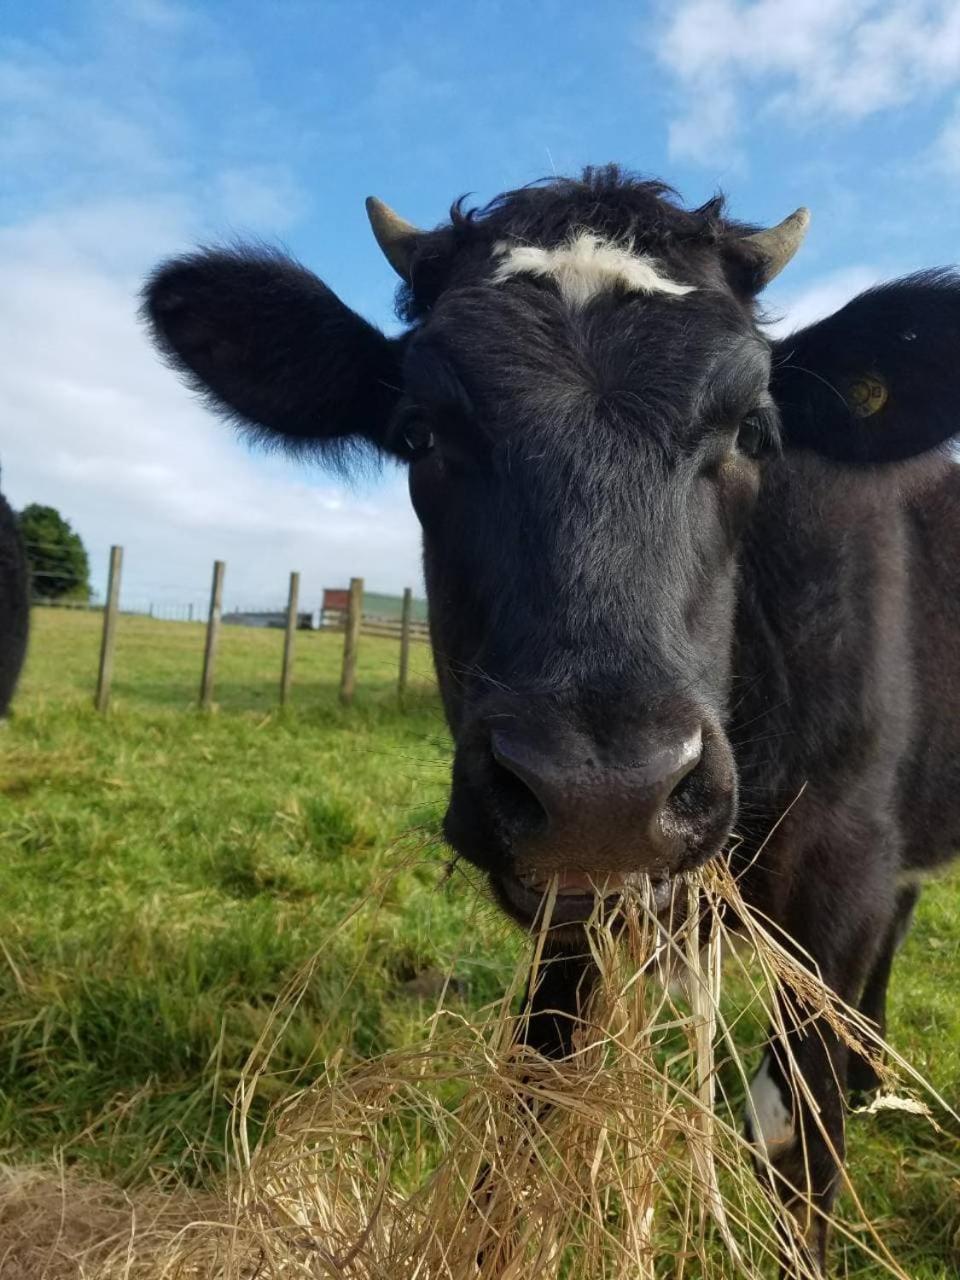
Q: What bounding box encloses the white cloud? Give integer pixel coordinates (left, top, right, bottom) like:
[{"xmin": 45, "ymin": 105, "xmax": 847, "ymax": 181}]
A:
[
  {"xmin": 655, "ymin": 0, "xmax": 960, "ymax": 165},
  {"xmin": 925, "ymin": 94, "xmax": 960, "ymax": 176},
  {"xmin": 119, "ymin": 0, "xmax": 197, "ymax": 31},
  {"xmin": 765, "ymin": 264, "xmax": 883, "ymax": 336},
  {"xmin": 1, "ymin": 5, "xmax": 423, "ymax": 614},
  {"xmin": 0, "ymin": 51, "xmax": 176, "ymax": 191},
  {"xmin": 0, "ymin": 199, "xmax": 423, "ymax": 614},
  {"xmin": 211, "ymin": 167, "xmax": 309, "ymax": 233}
]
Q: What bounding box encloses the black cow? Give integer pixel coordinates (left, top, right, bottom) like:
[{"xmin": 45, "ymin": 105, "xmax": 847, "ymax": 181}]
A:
[
  {"xmin": 0, "ymin": 482, "xmax": 29, "ymax": 715},
  {"xmin": 143, "ymin": 166, "xmax": 960, "ymax": 1269}
]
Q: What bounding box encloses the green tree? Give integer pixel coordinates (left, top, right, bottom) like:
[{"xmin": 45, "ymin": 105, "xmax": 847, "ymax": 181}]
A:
[{"xmin": 17, "ymin": 504, "xmax": 91, "ymax": 601}]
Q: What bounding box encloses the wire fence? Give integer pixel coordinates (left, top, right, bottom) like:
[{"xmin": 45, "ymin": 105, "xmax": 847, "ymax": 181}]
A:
[
  {"xmin": 21, "ymin": 540, "xmax": 429, "ymax": 632},
  {"xmin": 23, "ymin": 539, "xmax": 429, "ymax": 712}
]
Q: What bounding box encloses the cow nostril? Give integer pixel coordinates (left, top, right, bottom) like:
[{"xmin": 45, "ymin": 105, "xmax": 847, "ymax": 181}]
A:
[
  {"xmin": 655, "ymin": 726, "xmax": 700, "ymax": 787},
  {"xmin": 663, "ymin": 731, "xmax": 709, "ymax": 815},
  {"xmin": 665, "ymin": 747, "xmax": 701, "ymax": 793},
  {"xmin": 488, "ymin": 750, "xmax": 550, "ymax": 837}
]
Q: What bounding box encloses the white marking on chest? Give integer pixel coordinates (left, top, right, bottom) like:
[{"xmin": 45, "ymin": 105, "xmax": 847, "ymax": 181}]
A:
[
  {"xmin": 491, "ymin": 232, "xmax": 695, "ymax": 308},
  {"xmin": 746, "ymin": 1055, "xmax": 795, "ymax": 1158}
]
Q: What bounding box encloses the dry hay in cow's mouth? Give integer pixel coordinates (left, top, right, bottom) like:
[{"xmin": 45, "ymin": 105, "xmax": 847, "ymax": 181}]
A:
[{"xmin": 1, "ymin": 862, "xmax": 951, "ymax": 1279}]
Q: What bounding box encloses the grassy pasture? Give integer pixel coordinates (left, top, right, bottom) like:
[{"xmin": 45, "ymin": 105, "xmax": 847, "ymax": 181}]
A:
[{"xmin": 1, "ymin": 608, "xmax": 958, "ymax": 1275}]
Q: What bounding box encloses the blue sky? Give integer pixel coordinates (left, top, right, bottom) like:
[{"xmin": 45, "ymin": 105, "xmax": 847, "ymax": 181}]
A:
[{"xmin": 4, "ymin": 0, "xmax": 960, "ymax": 612}]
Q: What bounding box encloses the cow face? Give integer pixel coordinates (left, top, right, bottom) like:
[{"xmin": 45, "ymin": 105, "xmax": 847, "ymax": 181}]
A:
[
  {"xmin": 143, "ymin": 168, "xmax": 960, "ymax": 931},
  {"xmin": 398, "ymin": 271, "xmax": 767, "ymax": 925}
]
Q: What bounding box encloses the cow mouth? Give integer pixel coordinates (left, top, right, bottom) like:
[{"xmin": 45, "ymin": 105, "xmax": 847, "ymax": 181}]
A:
[{"xmin": 494, "ymin": 869, "xmax": 678, "ymax": 929}]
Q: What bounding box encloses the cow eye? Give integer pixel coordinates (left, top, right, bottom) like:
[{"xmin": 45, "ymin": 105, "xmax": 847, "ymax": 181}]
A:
[
  {"xmin": 736, "ymin": 412, "xmax": 770, "ymax": 459},
  {"xmin": 401, "ymin": 420, "xmax": 436, "ymax": 459}
]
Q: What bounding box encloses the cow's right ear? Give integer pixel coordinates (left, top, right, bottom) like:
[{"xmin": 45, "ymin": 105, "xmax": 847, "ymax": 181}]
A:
[{"xmin": 142, "ymin": 247, "xmax": 403, "ymax": 462}]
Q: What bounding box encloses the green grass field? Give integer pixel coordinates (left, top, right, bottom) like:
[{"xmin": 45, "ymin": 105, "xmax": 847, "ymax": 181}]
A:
[
  {"xmin": 1, "ymin": 609, "xmax": 958, "ymax": 1274},
  {"xmin": 362, "ymin": 590, "xmax": 428, "ymax": 620}
]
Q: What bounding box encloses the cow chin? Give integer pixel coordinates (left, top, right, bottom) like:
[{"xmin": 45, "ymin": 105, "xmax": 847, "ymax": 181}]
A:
[
  {"xmin": 488, "ymin": 818, "xmax": 735, "ymax": 937},
  {"xmin": 492, "ymin": 868, "xmax": 679, "ymax": 936}
]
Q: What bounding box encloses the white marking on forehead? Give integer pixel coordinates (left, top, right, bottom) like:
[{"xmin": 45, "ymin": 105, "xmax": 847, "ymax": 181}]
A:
[{"xmin": 491, "ymin": 231, "xmax": 696, "ymax": 308}]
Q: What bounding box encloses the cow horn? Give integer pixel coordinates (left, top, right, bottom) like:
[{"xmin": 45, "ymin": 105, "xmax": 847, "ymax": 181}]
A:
[
  {"xmin": 742, "ymin": 207, "xmax": 811, "ymax": 285},
  {"xmin": 365, "ymin": 196, "xmax": 421, "ymax": 281}
]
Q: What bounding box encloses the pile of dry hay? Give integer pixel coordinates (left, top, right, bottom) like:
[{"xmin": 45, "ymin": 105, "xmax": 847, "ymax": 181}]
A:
[{"xmin": 1, "ymin": 862, "xmax": 946, "ymax": 1279}]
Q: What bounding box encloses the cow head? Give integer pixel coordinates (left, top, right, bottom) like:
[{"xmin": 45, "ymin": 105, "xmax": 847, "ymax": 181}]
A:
[{"xmin": 143, "ymin": 167, "xmax": 960, "ymax": 931}]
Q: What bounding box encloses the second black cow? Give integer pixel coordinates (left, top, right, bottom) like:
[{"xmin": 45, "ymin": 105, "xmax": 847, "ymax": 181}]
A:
[{"xmin": 0, "ymin": 479, "xmax": 29, "ymax": 717}]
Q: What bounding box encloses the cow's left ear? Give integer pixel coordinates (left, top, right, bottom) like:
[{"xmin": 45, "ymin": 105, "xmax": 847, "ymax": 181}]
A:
[{"xmin": 771, "ymin": 271, "xmax": 960, "ymax": 464}]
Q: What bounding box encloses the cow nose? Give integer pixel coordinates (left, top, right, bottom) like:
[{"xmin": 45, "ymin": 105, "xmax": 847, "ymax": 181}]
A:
[{"xmin": 489, "ymin": 726, "xmax": 703, "ymax": 864}]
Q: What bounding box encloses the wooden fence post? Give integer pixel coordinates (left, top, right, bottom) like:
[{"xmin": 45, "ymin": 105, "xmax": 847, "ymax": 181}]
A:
[
  {"xmin": 280, "ymin": 571, "xmax": 300, "ymax": 707},
  {"xmin": 339, "ymin": 576, "xmax": 363, "ymax": 705},
  {"xmin": 94, "ymin": 545, "xmax": 123, "ymax": 712},
  {"xmin": 199, "ymin": 560, "xmax": 225, "ymax": 711},
  {"xmin": 398, "ymin": 587, "xmax": 413, "ymax": 705}
]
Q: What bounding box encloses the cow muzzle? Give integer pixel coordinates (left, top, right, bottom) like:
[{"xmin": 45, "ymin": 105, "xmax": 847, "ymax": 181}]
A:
[{"xmin": 443, "ymin": 702, "xmax": 737, "ymax": 930}]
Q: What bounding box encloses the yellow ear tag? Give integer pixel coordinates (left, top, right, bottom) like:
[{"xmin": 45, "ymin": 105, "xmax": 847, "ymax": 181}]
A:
[{"xmin": 848, "ymin": 374, "xmax": 888, "ymax": 418}]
